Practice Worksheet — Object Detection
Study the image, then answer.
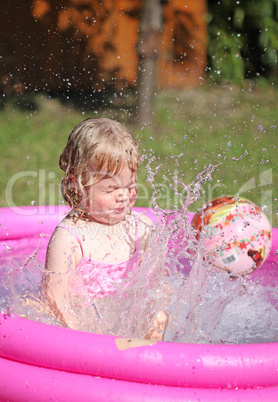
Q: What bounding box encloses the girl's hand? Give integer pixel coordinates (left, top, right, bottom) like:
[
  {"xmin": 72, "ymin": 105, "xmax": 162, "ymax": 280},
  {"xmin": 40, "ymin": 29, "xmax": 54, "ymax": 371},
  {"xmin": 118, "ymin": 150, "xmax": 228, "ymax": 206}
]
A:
[{"xmin": 144, "ymin": 310, "xmax": 169, "ymax": 341}]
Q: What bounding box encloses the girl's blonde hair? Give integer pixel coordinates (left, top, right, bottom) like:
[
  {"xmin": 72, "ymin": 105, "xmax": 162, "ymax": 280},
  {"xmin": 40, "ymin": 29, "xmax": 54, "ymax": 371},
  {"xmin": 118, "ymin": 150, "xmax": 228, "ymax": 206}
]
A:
[{"xmin": 60, "ymin": 118, "xmax": 140, "ymax": 216}]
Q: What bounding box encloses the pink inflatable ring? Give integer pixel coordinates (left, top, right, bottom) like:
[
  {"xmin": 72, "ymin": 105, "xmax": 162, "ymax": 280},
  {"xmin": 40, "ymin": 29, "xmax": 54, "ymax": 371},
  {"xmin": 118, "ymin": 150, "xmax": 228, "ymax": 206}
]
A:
[{"xmin": 1, "ymin": 206, "xmax": 278, "ymax": 401}]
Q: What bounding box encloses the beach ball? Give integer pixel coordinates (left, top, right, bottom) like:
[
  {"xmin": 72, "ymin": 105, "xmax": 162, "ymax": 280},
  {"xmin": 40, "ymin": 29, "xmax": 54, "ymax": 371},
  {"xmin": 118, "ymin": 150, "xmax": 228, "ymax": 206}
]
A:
[{"xmin": 191, "ymin": 196, "xmax": 272, "ymax": 275}]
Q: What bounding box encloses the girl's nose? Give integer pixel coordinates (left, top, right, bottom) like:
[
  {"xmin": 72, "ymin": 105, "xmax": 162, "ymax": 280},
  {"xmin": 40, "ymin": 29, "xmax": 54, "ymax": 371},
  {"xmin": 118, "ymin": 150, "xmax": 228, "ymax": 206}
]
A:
[{"xmin": 116, "ymin": 188, "xmax": 129, "ymax": 202}]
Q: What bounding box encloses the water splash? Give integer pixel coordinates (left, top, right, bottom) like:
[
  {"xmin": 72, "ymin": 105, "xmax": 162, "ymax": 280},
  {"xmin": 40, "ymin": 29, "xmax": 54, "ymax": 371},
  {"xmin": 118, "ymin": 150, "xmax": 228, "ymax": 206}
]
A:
[{"xmin": 1, "ymin": 166, "xmax": 278, "ymax": 344}]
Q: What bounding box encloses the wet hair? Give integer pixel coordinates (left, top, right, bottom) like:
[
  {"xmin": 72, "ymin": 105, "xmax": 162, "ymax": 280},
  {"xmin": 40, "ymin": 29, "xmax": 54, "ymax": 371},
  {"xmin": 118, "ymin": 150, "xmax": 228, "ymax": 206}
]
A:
[{"xmin": 60, "ymin": 117, "xmax": 140, "ymax": 216}]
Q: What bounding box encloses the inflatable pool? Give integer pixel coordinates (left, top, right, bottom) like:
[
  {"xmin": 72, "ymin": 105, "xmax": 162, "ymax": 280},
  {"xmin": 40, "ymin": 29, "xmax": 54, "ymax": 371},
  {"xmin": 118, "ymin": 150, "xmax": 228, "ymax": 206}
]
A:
[{"xmin": 1, "ymin": 206, "xmax": 278, "ymax": 401}]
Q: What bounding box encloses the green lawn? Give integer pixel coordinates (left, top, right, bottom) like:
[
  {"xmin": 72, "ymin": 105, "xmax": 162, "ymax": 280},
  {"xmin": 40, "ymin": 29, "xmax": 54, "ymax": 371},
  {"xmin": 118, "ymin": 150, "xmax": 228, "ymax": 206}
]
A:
[{"xmin": 1, "ymin": 84, "xmax": 277, "ymax": 226}]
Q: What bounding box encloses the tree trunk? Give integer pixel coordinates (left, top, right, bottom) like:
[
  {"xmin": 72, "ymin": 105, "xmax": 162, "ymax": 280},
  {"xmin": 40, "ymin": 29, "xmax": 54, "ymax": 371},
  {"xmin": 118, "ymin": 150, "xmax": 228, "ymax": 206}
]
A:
[{"xmin": 136, "ymin": 0, "xmax": 163, "ymax": 126}]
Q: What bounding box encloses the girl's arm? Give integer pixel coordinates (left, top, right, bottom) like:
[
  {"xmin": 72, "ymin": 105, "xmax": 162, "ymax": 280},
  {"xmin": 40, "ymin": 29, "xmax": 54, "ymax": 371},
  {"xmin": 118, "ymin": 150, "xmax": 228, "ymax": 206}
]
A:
[
  {"xmin": 46, "ymin": 227, "xmax": 78, "ymax": 273},
  {"xmin": 44, "ymin": 227, "xmax": 107, "ymax": 333},
  {"xmin": 44, "ymin": 227, "xmax": 81, "ymax": 329}
]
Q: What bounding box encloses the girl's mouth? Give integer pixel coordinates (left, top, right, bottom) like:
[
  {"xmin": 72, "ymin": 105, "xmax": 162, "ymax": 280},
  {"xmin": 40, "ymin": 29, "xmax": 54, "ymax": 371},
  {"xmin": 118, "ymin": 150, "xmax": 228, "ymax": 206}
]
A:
[
  {"xmin": 114, "ymin": 205, "xmax": 129, "ymax": 214},
  {"xmin": 115, "ymin": 208, "xmax": 125, "ymax": 213}
]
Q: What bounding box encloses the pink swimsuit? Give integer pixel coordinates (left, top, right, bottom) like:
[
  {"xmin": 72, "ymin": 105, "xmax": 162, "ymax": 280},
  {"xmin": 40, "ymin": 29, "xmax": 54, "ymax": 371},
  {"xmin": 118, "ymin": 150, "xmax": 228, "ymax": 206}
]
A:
[{"xmin": 58, "ymin": 215, "xmax": 142, "ymax": 299}]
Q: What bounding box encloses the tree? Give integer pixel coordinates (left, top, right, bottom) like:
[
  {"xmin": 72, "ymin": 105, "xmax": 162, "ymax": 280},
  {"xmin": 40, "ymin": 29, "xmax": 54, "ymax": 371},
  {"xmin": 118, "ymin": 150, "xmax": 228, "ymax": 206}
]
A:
[{"xmin": 135, "ymin": 0, "xmax": 163, "ymax": 125}]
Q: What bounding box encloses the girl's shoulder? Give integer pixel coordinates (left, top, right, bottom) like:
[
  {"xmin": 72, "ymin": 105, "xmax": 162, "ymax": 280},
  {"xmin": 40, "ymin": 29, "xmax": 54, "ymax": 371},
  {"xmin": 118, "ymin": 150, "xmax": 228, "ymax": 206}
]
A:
[
  {"xmin": 46, "ymin": 217, "xmax": 82, "ymax": 273},
  {"xmin": 58, "ymin": 215, "xmax": 88, "ymax": 234},
  {"xmin": 49, "ymin": 217, "xmax": 86, "ymax": 256},
  {"xmin": 58, "ymin": 216, "xmax": 76, "ymax": 229},
  {"xmin": 49, "ymin": 216, "xmax": 80, "ymax": 247}
]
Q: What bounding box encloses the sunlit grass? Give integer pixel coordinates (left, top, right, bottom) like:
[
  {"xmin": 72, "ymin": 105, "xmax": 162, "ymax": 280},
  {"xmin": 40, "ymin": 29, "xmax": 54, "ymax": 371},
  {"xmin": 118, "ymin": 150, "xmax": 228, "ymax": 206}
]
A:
[
  {"xmin": 1, "ymin": 85, "xmax": 277, "ymax": 226},
  {"xmin": 135, "ymin": 85, "xmax": 277, "ymax": 226}
]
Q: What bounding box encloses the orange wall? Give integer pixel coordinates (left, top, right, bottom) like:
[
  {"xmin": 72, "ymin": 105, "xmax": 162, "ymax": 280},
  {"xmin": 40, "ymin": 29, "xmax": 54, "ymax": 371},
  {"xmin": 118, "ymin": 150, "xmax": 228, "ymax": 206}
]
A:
[{"xmin": 0, "ymin": 0, "xmax": 207, "ymax": 93}]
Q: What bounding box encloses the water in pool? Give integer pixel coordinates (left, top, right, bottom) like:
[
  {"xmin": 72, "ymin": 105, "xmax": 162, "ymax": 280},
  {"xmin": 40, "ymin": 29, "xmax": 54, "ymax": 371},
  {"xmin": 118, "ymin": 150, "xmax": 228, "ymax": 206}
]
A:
[{"xmin": 1, "ymin": 166, "xmax": 278, "ymax": 344}]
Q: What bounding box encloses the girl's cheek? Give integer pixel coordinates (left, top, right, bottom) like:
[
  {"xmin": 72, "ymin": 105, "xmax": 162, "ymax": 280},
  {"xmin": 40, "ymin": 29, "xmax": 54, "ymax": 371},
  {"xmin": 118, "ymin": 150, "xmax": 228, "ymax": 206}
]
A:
[
  {"xmin": 106, "ymin": 193, "xmax": 116, "ymax": 203},
  {"xmin": 130, "ymin": 188, "xmax": 138, "ymax": 205}
]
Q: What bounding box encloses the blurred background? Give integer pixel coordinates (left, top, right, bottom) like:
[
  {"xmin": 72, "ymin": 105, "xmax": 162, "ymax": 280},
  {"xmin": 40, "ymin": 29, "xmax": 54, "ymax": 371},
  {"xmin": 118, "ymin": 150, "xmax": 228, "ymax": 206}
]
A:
[{"xmin": 1, "ymin": 0, "xmax": 277, "ymax": 224}]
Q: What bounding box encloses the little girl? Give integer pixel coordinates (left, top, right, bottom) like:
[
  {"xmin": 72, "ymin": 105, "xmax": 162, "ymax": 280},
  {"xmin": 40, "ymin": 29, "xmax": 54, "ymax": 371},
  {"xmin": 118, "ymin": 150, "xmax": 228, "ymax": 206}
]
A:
[{"xmin": 45, "ymin": 118, "xmax": 168, "ymax": 339}]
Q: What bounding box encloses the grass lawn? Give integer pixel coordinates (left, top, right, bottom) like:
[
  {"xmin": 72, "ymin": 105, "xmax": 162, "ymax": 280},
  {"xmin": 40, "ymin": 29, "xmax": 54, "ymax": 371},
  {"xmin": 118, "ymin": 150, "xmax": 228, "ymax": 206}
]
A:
[{"xmin": 1, "ymin": 83, "xmax": 277, "ymax": 226}]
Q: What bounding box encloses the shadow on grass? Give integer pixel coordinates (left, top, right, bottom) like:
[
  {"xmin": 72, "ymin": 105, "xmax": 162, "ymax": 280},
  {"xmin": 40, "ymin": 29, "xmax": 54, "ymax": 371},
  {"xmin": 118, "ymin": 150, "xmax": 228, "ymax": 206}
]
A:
[{"xmin": 0, "ymin": 88, "xmax": 137, "ymax": 115}]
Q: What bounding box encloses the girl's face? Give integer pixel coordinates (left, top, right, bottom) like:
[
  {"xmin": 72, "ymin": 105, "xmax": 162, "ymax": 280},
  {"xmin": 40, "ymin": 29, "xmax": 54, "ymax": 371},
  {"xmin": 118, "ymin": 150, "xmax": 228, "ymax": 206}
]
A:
[{"xmin": 84, "ymin": 166, "xmax": 138, "ymax": 225}]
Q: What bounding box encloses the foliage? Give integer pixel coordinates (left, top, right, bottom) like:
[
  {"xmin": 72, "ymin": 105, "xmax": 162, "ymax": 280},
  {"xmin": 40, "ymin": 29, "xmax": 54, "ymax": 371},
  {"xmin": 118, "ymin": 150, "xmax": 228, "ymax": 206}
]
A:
[{"xmin": 207, "ymin": 0, "xmax": 278, "ymax": 84}]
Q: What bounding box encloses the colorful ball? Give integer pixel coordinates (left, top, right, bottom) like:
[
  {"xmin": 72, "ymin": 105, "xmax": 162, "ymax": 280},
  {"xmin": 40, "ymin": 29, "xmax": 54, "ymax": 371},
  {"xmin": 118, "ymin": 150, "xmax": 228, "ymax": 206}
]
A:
[{"xmin": 191, "ymin": 196, "xmax": 272, "ymax": 275}]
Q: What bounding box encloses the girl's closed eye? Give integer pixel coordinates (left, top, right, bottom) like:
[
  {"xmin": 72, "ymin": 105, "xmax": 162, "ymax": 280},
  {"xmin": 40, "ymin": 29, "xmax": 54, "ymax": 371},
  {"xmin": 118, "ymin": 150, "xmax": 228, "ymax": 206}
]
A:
[
  {"xmin": 106, "ymin": 183, "xmax": 136, "ymax": 193},
  {"xmin": 104, "ymin": 187, "xmax": 117, "ymax": 194},
  {"xmin": 128, "ymin": 184, "xmax": 137, "ymax": 192}
]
